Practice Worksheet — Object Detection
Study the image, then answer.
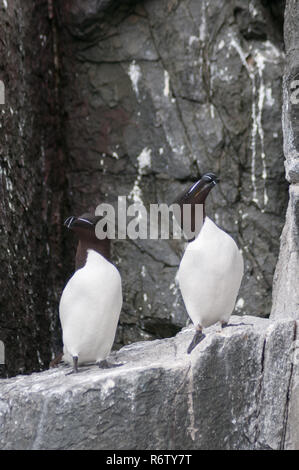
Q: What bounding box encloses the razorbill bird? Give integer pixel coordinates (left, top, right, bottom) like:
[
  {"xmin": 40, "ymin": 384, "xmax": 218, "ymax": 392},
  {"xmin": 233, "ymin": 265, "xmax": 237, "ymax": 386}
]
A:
[
  {"xmin": 174, "ymin": 173, "xmax": 244, "ymax": 354},
  {"xmin": 59, "ymin": 213, "xmax": 122, "ymax": 373}
]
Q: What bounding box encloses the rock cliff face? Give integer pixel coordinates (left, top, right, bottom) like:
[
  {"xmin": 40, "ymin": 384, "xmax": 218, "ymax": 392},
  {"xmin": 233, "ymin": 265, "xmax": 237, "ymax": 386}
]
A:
[
  {"xmin": 0, "ymin": 1, "xmax": 67, "ymax": 376},
  {"xmin": 1, "ymin": 2, "xmax": 299, "ymax": 450},
  {"xmin": 57, "ymin": 0, "xmax": 287, "ymax": 349},
  {"xmin": 0, "ymin": 0, "xmax": 290, "ymax": 377},
  {"xmin": 271, "ymin": 0, "xmax": 299, "ymax": 320},
  {"xmin": 0, "ymin": 316, "xmax": 298, "ymax": 450}
]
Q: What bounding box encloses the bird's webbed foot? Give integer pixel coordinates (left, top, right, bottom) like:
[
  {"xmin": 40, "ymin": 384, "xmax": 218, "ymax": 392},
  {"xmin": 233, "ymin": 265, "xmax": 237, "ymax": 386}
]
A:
[
  {"xmin": 187, "ymin": 326, "xmax": 206, "ymax": 354},
  {"xmin": 65, "ymin": 356, "xmax": 80, "ymax": 375},
  {"xmin": 49, "ymin": 352, "xmax": 63, "ymax": 369},
  {"xmin": 97, "ymin": 359, "xmax": 123, "ymax": 369}
]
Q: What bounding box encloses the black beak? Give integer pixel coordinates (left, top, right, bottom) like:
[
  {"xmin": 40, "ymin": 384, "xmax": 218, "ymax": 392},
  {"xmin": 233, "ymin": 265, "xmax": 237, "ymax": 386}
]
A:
[
  {"xmin": 202, "ymin": 173, "xmax": 220, "ymax": 185},
  {"xmin": 174, "ymin": 172, "xmax": 219, "ymax": 207},
  {"xmin": 64, "ymin": 214, "xmax": 101, "ymax": 230}
]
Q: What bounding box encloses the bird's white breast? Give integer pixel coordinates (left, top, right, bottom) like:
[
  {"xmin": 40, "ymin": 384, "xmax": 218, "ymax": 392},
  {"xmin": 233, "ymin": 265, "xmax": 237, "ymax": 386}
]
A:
[
  {"xmin": 59, "ymin": 249, "xmax": 122, "ymax": 364},
  {"xmin": 178, "ymin": 217, "xmax": 244, "ymax": 328}
]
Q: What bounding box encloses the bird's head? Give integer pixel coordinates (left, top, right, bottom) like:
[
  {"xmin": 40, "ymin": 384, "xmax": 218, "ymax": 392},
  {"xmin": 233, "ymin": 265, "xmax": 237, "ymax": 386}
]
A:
[
  {"xmin": 174, "ymin": 172, "xmax": 219, "ymax": 207},
  {"xmin": 64, "ymin": 212, "xmax": 110, "ymax": 267},
  {"xmin": 64, "ymin": 213, "xmax": 104, "ymax": 241},
  {"xmin": 173, "ymin": 172, "xmax": 219, "ymax": 241}
]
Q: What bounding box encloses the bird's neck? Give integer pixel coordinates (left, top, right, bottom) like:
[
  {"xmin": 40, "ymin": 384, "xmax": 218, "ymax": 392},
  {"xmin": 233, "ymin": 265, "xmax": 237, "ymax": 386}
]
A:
[
  {"xmin": 75, "ymin": 238, "xmax": 110, "ymax": 270},
  {"xmin": 202, "ymin": 204, "xmax": 206, "ymax": 222},
  {"xmin": 183, "ymin": 202, "xmax": 206, "ymax": 242}
]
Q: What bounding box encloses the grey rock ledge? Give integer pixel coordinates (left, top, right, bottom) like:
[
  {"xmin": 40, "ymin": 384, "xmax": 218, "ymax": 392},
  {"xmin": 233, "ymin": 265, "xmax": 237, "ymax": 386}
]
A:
[{"xmin": 0, "ymin": 315, "xmax": 298, "ymax": 450}]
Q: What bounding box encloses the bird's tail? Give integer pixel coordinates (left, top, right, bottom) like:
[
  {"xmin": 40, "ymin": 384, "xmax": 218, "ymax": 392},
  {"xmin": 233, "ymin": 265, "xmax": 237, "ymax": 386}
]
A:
[{"xmin": 187, "ymin": 330, "xmax": 206, "ymax": 354}]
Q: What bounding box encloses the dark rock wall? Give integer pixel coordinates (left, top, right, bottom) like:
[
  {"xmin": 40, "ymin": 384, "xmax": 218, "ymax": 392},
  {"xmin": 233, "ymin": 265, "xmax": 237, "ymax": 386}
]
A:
[
  {"xmin": 0, "ymin": 1, "xmax": 66, "ymax": 376},
  {"xmin": 271, "ymin": 0, "xmax": 299, "ymax": 320},
  {"xmin": 57, "ymin": 0, "xmax": 288, "ymax": 348}
]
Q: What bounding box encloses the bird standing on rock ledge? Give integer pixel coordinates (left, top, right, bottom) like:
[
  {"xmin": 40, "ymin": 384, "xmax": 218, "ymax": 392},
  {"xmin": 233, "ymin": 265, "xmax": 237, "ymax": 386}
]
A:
[
  {"xmin": 58, "ymin": 213, "xmax": 123, "ymax": 374},
  {"xmin": 174, "ymin": 173, "xmax": 244, "ymax": 354}
]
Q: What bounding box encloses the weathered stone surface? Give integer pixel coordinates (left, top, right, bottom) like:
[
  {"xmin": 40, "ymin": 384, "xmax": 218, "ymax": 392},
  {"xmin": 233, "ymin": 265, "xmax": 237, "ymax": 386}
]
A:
[
  {"xmin": 284, "ymin": 327, "xmax": 299, "ymax": 450},
  {"xmin": 0, "ymin": 316, "xmax": 297, "ymax": 450},
  {"xmin": 0, "ymin": 0, "xmax": 290, "ymax": 377},
  {"xmin": 0, "ymin": 1, "xmax": 67, "ymax": 377},
  {"xmin": 281, "ymin": 0, "xmax": 299, "ymax": 183},
  {"xmin": 56, "ymin": 0, "xmax": 288, "ymax": 351},
  {"xmin": 271, "ymin": 185, "xmax": 299, "ymax": 319},
  {"xmin": 271, "ymin": 0, "xmax": 299, "ymax": 320}
]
